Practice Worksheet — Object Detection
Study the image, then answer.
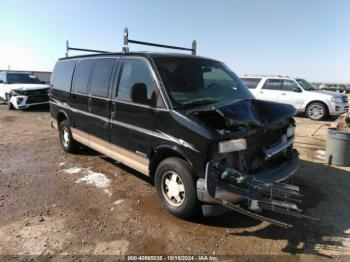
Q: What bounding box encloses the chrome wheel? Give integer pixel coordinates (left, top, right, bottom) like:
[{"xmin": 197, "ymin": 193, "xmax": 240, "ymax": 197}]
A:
[
  {"xmin": 61, "ymin": 127, "xmax": 70, "ymax": 148},
  {"xmin": 308, "ymin": 104, "xmax": 324, "ymax": 120},
  {"xmin": 161, "ymin": 171, "xmax": 185, "ymax": 207}
]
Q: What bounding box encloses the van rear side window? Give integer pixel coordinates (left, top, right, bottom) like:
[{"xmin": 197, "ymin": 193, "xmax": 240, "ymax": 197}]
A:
[
  {"xmin": 52, "ymin": 60, "xmax": 76, "ymax": 92},
  {"xmin": 73, "ymin": 59, "xmax": 94, "ymax": 94},
  {"xmin": 90, "ymin": 58, "xmax": 116, "ymax": 98}
]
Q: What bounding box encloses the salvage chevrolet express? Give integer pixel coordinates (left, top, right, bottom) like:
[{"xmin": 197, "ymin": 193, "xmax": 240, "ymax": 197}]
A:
[{"xmin": 50, "ymin": 36, "xmax": 309, "ymax": 227}]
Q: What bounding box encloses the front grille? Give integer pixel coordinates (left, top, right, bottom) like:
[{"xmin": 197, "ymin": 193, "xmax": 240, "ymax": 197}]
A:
[
  {"xmin": 342, "ymin": 96, "xmax": 348, "ymax": 103},
  {"xmin": 26, "ymin": 89, "xmax": 49, "ymax": 96},
  {"xmin": 244, "ymin": 127, "xmax": 288, "ymax": 173},
  {"xmin": 27, "ymin": 95, "xmax": 49, "ymax": 104}
]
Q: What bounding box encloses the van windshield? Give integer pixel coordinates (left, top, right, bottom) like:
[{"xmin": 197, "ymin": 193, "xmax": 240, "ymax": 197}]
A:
[
  {"xmin": 7, "ymin": 73, "xmax": 42, "ymax": 84},
  {"xmin": 154, "ymin": 58, "xmax": 253, "ymax": 109}
]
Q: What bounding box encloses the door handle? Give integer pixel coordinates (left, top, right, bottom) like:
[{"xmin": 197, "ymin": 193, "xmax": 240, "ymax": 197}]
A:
[
  {"xmin": 88, "ymin": 97, "xmax": 92, "ymax": 112},
  {"xmin": 281, "ymin": 93, "xmax": 287, "ymax": 95},
  {"xmin": 111, "ymin": 102, "xmax": 116, "ymax": 119},
  {"xmin": 259, "ymin": 91, "xmax": 264, "ymax": 94}
]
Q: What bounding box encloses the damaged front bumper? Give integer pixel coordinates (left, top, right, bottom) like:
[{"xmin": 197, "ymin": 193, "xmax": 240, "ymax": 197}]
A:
[
  {"xmin": 197, "ymin": 151, "xmax": 317, "ymax": 228},
  {"xmin": 197, "ymin": 153, "xmax": 299, "ymax": 204}
]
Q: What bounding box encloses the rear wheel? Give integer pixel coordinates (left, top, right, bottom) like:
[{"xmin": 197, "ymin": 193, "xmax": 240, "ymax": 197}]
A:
[
  {"xmin": 155, "ymin": 157, "xmax": 200, "ymax": 218},
  {"xmin": 59, "ymin": 120, "xmax": 80, "ymax": 153},
  {"xmin": 306, "ymin": 102, "xmax": 327, "ymax": 121}
]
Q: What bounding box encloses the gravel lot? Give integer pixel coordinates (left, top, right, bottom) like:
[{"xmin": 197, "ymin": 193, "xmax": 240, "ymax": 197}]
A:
[{"xmin": 0, "ymin": 104, "xmax": 349, "ymax": 259}]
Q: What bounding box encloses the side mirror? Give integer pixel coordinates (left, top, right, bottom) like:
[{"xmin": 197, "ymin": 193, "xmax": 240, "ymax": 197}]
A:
[
  {"xmin": 131, "ymin": 82, "xmax": 148, "ymax": 105},
  {"xmin": 294, "ymin": 87, "xmax": 302, "ymax": 93}
]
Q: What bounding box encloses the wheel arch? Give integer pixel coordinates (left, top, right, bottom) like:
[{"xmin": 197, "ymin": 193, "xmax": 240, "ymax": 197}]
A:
[
  {"xmin": 305, "ymin": 100, "xmax": 329, "ymax": 115},
  {"xmin": 57, "ymin": 110, "xmax": 70, "ymax": 126},
  {"xmin": 149, "ymin": 145, "xmax": 195, "ymax": 181}
]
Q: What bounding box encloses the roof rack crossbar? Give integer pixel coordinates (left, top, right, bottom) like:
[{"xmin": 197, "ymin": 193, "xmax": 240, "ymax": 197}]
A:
[
  {"xmin": 123, "ymin": 28, "xmax": 196, "ymax": 55},
  {"xmin": 65, "ymin": 40, "xmax": 111, "ymax": 57}
]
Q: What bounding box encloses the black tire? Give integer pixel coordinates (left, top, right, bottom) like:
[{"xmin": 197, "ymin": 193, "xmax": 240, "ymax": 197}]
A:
[
  {"xmin": 7, "ymin": 102, "xmax": 14, "ymax": 110},
  {"xmin": 59, "ymin": 120, "xmax": 80, "ymax": 153},
  {"xmin": 155, "ymin": 157, "xmax": 200, "ymax": 218},
  {"xmin": 306, "ymin": 102, "xmax": 327, "ymax": 121}
]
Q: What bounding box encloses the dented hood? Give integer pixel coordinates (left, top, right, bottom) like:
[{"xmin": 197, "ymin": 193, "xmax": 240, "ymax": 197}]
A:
[{"xmin": 190, "ymin": 99, "xmax": 297, "ymax": 129}]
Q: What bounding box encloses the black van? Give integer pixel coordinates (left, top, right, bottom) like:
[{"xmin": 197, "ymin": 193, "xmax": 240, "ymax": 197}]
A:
[{"xmin": 50, "ymin": 31, "xmax": 310, "ymax": 228}]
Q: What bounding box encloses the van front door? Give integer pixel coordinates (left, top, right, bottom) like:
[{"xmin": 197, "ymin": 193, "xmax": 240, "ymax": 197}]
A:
[{"xmin": 110, "ymin": 57, "xmax": 157, "ymax": 175}]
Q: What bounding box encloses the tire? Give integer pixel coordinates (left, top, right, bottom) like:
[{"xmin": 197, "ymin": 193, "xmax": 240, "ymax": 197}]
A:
[
  {"xmin": 155, "ymin": 157, "xmax": 200, "ymax": 218},
  {"xmin": 306, "ymin": 102, "xmax": 327, "ymax": 121},
  {"xmin": 7, "ymin": 102, "xmax": 14, "ymax": 110},
  {"xmin": 59, "ymin": 120, "xmax": 80, "ymax": 153}
]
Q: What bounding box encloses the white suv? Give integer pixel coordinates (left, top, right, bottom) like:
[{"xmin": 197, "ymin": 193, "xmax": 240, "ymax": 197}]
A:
[
  {"xmin": 241, "ymin": 75, "xmax": 349, "ymax": 120},
  {"xmin": 0, "ymin": 71, "xmax": 50, "ymax": 110}
]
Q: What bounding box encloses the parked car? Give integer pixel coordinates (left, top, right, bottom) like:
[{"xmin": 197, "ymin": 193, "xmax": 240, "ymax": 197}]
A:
[
  {"xmin": 241, "ymin": 75, "xmax": 349, "ymax": 120},
  {"xmin": 50, "ymin": 31, "xmax": 310, "ymax": 227},
  {"xmin": 320, "ymin": 83, "xmax": 346, "ymax": 93},
  {"xmin": 0, "ymin": 71, "xmax": 50, "ymax": 110},
  {"xmin": 346, "ymin": 84, "xmax": 350, "ymax": 93}
]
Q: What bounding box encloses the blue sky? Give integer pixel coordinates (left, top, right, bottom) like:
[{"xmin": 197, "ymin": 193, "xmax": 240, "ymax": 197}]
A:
[{"xmin": 1, "ymin": 0, "xmax": 349, "ymax": 82}]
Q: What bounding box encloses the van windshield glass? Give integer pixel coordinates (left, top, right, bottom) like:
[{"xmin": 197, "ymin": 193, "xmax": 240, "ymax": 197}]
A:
[
  {"xmin": 7, "ymin": 73, "xmax": 42, "ymax": 84},
  {"xmin": 154, "ymin": 58, "xmax": 253, "ymax": 109},
  {"xmin": 296, "ymin": 79, "xmax": 318, "ymax": 91}
]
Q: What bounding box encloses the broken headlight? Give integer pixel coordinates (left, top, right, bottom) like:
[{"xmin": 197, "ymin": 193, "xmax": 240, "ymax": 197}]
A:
[
  {"xmin": 218, "ymin": 138, "xmax": 247, "ymax": 153},
  {"xmin": 11, "ymin": 90, "xmax": 25, "ymax": 96}
]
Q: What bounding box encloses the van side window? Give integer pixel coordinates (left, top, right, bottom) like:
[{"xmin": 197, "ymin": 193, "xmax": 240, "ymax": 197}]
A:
[
  {"xmin": 52, "ymin": 60, "xmax": 76, "ymax": 92},
  {"xmin": 262, "ymin": 79, "xmax": 282, "ymax": 90},
  {"xmin": 117, "ymin": 59, "xmax": 155, "ymax": 105},
  {"xmin": 73, "ymin": 59, "xmax": 94, "ymax": 94},
  {"xmin": 90, "ymin": 58, "xmax": 116, "ymax": 98}
]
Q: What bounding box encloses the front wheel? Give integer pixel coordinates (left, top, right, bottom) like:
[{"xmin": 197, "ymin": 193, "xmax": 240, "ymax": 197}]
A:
[
  {"xmin": 306, "ymin": 102, "xmax": 327, "ymax": 121},
  {"xmin": 155, "ymin": 157, "xmax": 200, "ymax": 218}
]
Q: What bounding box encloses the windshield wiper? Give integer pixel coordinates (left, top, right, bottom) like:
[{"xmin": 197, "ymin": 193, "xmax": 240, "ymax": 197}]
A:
[{"xmin": 180, "ymin": 98, "xmax": 219, "ymax": 109}]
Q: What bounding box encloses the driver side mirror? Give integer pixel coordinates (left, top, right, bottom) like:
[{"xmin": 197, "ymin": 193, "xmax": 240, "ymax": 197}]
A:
[
  {"xmin": 293, "ymin": 87, "xmax": 302, "ymax": 93},
  {"xmin": 131, "ymin": 82, "xmax": 149, "ymax": 105}
]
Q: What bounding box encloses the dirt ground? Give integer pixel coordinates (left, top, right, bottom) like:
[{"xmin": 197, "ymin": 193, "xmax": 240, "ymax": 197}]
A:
[{"xmin": 0, "ymin": 104, "xmax": 350, "ymax": 260}]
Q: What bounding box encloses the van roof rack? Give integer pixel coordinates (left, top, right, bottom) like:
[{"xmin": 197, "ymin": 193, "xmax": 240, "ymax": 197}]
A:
[
  {"xmin": 123, "ymin": 28, "xmax": 196, "ymax": 55},
  {"xmin": 65, "ymin": 28, "xmax": 197, "ymax": 57},
  {"xmin": 243, "ymin": 74, "xmax": 290, "ymax": 78},
  {"xmin": 65, "ymin": 40, "xmax": 112, "ymax": 57}
]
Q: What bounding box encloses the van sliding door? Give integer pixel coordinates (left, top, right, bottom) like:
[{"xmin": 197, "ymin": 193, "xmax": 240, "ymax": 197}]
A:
[{"xmin": 88, "ymin": 58, "xmax": 118, "ymax": 142}]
